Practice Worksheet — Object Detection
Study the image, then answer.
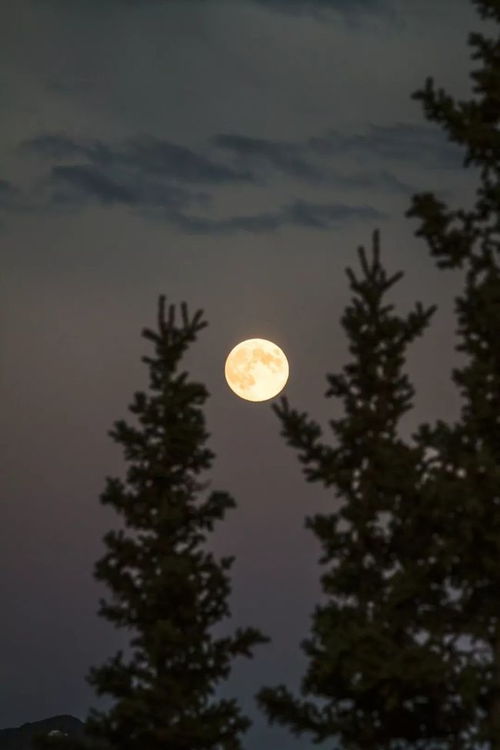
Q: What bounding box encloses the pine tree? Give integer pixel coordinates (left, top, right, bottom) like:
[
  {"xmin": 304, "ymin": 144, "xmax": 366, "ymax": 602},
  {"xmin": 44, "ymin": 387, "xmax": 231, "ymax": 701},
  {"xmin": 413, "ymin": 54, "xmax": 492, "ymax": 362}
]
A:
[
  {"xmin": 40, "ymin": 297, "xmax": 269, "ymax": 750},
  {"xmin": 257, "ymin": 1, "xmax": 500, "ymax": 748},
  {"xmin": 402, "ymin": 0, "xmax": 500, "ymax": 746},
  {"xmin": 255, "ymin": 231, "xmax": 471, "ymax": 749}
]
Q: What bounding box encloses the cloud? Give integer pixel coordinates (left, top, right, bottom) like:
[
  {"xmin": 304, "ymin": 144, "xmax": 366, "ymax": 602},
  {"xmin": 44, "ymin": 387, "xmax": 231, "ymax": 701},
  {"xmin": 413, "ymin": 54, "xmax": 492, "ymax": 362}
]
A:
[
  {"xmin": 308, "ymin": 123, "xmax": 463, "ymax": 168},
  {"xmin": 250, "ymin": 0, "xmax": 391, "ymax": 21},
  {"xmin": 18, "ymin": 133, "xmax": 254, "ymax": 218},
  {"xmin": 47, "ymin": 0, "xmax": 384, "ymax": 9},
  {"xmin": 211, "ymin": 134, "xmax": 324, "ymax": 183},
  {"xmin": 51, "ymin": 166, "xmax": 137, "ymax": 205},
  {"xmin": 14, "ymin": 123, "xmax": 441, "ymax": 233},
  {"xmin": 23, "ymin": 124, "xmax": 456, "ymax": 214},
  {"xmin": 103, "ymin": 0, "xmax": 389, "ymax": 19},
  {"xmin": 285, "ymin": 198, "xmax": 383, "ymax": 227},
  {"xmin": 11, "ymin": 132, "xmax": 386, "ymax": 234},
  {"xmin": 211, "ymin": 126, "xmax": 455, "ymax": 193},
  {"xmin": 0, "ymin": 179, "xmax": 33, "ymax": 216},
  {"xmin": 252, "ymin": 0, "xmax": 383, "ymax": 10},
  {"xmin": 124, "ymin": 137, "xmax": 254, "ymax": 183},
  {"xmin": 23, "ymin": 134, "xmax": 254, "ymax": 185},
  {"xmin": 0, "ymin": 179, "xmax": 18, "ymax": 208},
  {"xmin": 21, "ymin": 135, "xmax": 91, "ymax": 161},
  {"xmin": 168, "ymin": 210, "xmax": 282, "ymax": 235},
  {"xmin": 49, "ymin": 165, "xmax": 201, "ymax": 210},
  {"xmin": 331, "ymin": 168, "xmax": 414, "ymax": 194},
  {"xmin": 168, "ymin": 198, "xmax": 385, "ymax": 235}
]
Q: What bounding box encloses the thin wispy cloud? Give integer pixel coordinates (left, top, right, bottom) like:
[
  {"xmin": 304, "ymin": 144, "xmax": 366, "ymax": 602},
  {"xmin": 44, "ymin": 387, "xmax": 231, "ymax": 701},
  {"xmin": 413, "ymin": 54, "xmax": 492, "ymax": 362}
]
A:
[
  {"xmin": 16, "ymin": 133, "xmax": 252, "ymax": 226},
  {"xmin": 0, "ymin": 178, "xmax": 33, "ymax": 217},
  {"xmin": 10, "ymin": 121, "xmax": 459, "ymax": 234},
  {"xmin": 249, "ymin": 0, "xmax": 396, "ymax": 25},
  {"xmin": 0, "ymin": 179, "xmax": 18, "ymax": 207},
  {"xmin": 50, "ymin": 0, "xmax": 386, "ymax": 13},
  {"xmin": 8, "ymin": 132, "xmax": 387, "ymax": 235},
  {"xmin": 211, "ymin": 134, "xmax": 324, "ymax": 184},
  {"xmin": 286, "ymin": 198, "xmax": 383, "ymax": 227},
  {"xmin": 336, "ymin": 169, "xmax": 413, "ymax": 194},
  {"xmin": 23, "ymin": 135, "xmax": 254, "ymax": 185},
  {"xmin": 168, "ymin": 209, "xmax": 282, "ymax": 235},
  {"xmin": 308, "ymin": 123, "xmax": 463, "ymax": 168},
  {"xmin": 51, "ymin": 165, "xmax": 138, "ymax": 206},
  {"xmin": 168, "ymin": 199, "xmax": 385, "ymax": 235},
  {"xmin": 251, "ymin": 0, "xmax": 387, "ymax": 13},
  {"xmin": 49, "ymin": 165, "xmax": 208, "ymax": 211},
  {"xmin": 211, "ymin": 132, "xmax": 416, "ymax": 193},
  {"xmin": 214, "ymin": 124, "xmax": 462, "ymax": 178}
]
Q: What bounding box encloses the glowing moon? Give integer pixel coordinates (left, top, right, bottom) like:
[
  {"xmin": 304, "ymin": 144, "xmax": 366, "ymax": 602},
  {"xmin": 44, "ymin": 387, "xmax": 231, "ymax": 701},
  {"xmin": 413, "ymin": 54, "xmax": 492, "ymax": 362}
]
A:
[{"xmin": 224, "ymin": 338, "xmax": 289, "ymax": 402}]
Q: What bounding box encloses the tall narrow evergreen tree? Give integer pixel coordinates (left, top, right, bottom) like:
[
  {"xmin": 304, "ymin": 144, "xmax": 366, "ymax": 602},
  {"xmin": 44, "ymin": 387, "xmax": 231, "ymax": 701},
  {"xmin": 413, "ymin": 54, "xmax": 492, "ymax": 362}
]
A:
[
  {"xmin": 44, "ymin": 297, "xmax": 269, "ymax": 750},
  {"xmin": 402, "ymin": 0, "xmax": 500, "ymax": 745},
  {"xmin": 256, "ymin": 231, "xmax": 470, "ymax": 749},
  {"xmin": 257, "ymin": 1, "xmax": 500, "ymax": 748}
]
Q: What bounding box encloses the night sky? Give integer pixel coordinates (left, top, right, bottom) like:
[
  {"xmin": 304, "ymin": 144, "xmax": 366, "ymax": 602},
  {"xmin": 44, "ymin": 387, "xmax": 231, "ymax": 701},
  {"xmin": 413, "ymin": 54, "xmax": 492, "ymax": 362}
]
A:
[{"xmin": 0, "ymin": 1, "xmax": 489, "ymax": 748}]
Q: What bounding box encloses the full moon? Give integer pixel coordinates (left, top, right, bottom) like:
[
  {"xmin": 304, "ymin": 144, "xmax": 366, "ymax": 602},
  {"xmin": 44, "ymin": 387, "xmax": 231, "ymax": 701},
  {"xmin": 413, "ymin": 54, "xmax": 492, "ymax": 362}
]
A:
[{"xmin": 224, "ymin": 338, "xmax": 289, "ymax": 402}]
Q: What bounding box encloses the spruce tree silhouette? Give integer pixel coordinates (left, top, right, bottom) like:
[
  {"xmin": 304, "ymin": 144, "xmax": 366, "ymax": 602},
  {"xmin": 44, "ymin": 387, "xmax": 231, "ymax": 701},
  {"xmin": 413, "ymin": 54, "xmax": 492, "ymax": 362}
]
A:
[
  {"xmin": 255, "ymin": 232, "xmax": 471, "ymax": 749},
  {"xmin": 257, "ymin": 0, "xmax": 500, "ymax": 747},
  {"xmin": 35, "ymin": 297, "xmax": 269, "ymax": 750},
  {"xmin": 403, "ymin": 0, "xmax": 500, "ymax": 745}
]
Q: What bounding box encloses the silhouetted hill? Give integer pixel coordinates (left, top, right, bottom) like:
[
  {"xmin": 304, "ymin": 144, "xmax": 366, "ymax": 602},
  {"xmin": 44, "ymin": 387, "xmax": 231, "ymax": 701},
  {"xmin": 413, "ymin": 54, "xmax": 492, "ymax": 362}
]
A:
[{"xmin": 0, "ymin": 716, "xmax": 84, "ymax": 750}]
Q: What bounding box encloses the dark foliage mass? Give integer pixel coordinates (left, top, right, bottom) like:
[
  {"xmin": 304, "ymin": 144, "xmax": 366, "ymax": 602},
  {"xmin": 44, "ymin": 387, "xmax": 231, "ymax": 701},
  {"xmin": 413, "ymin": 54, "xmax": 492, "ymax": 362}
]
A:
[
  {"xmin": 256, "ymin": 0, "xmax": 500, "ymax": 747},
  {"xmin": 35, "ymin": 299, "xmax": 269, "ymax": 750},
  {"xmin": 256, "ymin": 232, "xmax": 462, "ymax": 749}
]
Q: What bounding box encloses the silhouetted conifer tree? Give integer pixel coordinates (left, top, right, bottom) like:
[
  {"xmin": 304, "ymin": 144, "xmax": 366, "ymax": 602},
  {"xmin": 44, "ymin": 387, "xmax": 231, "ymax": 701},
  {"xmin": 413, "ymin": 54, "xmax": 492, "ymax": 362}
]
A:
[
  {"xmin": 257, "ymin": 1, "xmax": 500, "ymax": 747},
  {"xmin": 35, "ymin": 297, "xmax": 269, "ymax": 750},
  {"xmin": 255, "ymin": 232, "xmax": 472, "ymax": 749},
  {"xmin": 403, "ymin": 0, "xmax": 500, "ymax": 746}
]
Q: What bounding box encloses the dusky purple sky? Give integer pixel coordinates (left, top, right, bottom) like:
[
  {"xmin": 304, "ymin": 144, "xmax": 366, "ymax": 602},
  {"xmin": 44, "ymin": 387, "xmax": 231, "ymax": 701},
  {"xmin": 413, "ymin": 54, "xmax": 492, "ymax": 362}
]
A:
[{"xmin": 0, "ymin": 1, "xmax": 490, "ymax": 748}]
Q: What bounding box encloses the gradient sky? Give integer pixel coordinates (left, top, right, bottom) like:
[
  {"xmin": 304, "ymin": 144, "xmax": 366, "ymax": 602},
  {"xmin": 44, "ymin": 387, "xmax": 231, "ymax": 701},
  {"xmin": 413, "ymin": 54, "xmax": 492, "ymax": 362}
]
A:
[{"xmin": 0, "ymin": 1, "xmax": 489, "ymax": 748}]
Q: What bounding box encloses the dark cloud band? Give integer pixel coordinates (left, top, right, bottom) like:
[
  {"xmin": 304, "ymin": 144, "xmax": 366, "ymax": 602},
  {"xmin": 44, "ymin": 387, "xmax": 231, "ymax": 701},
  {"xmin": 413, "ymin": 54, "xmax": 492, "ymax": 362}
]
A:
[
  {"xmin": 8, "ymin": 121, "xmax": 459, "ymax": 235},
  {"xmin": 167, "ymin": 199, "xmax": 385, "ymax": 235},
  {"xmin": 23, "ymin": 135, "xmax": 254, "ymax": 185}
]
